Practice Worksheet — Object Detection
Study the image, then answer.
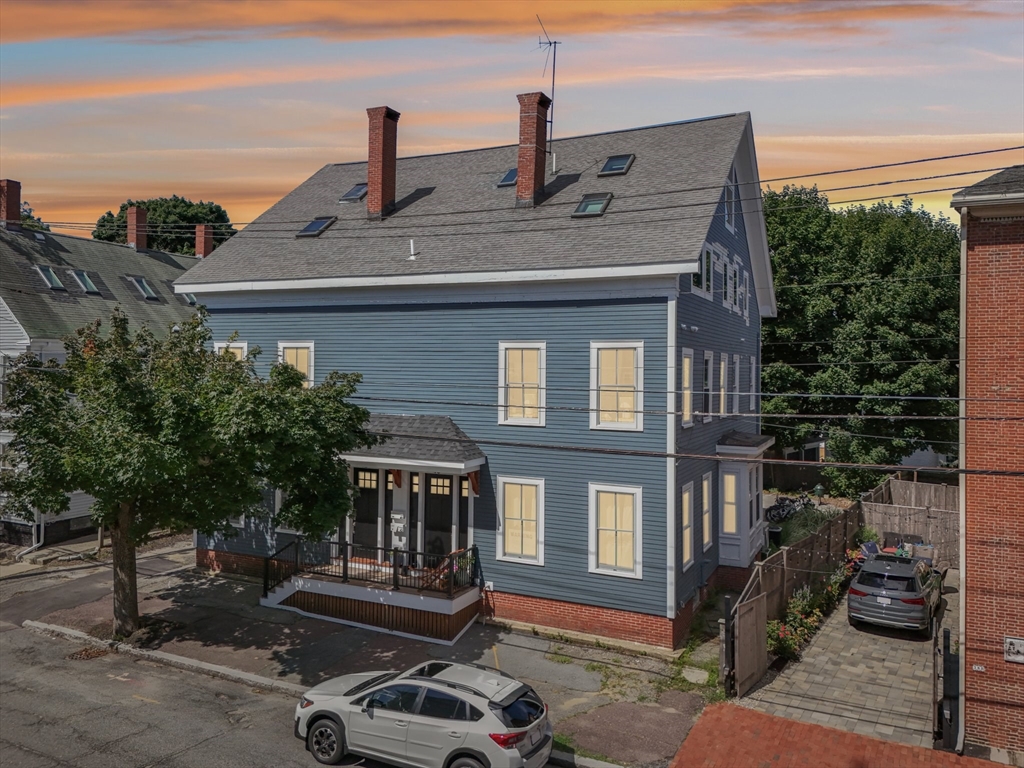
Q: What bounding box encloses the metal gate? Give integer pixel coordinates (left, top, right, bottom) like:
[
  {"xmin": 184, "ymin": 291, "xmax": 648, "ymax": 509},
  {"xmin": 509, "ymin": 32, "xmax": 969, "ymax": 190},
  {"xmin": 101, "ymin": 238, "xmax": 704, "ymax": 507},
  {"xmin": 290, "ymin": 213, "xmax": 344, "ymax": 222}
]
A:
[
  {"xmin": 938, "ymin": 627, "xmax": 960, "ymax": 749},
  {"xmin": 734, "ymin": 592, "xmax": 768, "ymax": 697}
]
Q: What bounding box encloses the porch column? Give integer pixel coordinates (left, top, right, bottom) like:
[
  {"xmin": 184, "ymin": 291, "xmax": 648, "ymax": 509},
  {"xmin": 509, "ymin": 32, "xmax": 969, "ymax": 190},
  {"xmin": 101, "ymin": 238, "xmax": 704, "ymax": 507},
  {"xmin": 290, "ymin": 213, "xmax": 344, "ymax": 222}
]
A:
[{"xmin": 451, "ymin": 473, "xmax": 459, "ymax": 553}]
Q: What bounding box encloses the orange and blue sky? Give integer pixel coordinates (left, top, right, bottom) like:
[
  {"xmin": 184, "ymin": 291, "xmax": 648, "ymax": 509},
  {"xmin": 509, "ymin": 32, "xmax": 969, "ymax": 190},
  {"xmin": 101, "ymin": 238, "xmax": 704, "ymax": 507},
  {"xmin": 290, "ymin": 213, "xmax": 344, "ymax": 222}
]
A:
[{"xmin": 1, "ymin": 0, "xmax": 1022, "ymax": 234}]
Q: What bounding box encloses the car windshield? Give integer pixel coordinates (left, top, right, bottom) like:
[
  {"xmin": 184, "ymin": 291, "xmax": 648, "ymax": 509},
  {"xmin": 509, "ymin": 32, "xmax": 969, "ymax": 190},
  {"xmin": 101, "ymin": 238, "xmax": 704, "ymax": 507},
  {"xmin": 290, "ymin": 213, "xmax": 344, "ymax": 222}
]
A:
[
  {"xmin": 345, "ymin": 672, "xmax": 399, "ymax": 697},
  {"xmin": 857, "ymin": 572, "xmax": 915, "ymax": 592},
  {"xmin": 495, "ymin": 690, "xmax": 544, "ymax": 728}
]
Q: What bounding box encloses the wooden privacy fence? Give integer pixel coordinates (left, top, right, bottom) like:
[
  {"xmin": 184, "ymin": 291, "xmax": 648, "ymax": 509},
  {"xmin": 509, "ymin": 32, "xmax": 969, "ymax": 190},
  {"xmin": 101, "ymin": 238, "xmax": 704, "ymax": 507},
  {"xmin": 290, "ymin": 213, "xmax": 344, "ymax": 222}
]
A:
[{"xmin": 859, "ymin": 475, "xmax": 959, "ymax": 568}]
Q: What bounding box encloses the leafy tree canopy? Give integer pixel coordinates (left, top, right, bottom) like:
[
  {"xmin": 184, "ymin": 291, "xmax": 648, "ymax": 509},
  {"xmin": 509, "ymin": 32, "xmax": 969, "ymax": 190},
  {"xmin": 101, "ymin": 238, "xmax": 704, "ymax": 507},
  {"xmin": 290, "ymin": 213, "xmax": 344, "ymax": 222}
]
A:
[
  {"xmin": 0, "ymin": 309, "xmax": 376, "ymax": 636},
  {"xmin": 20, "ymin": 201, "xmax": 50, "ymax": 231},
  {"xmin": 93, "ymin": 196, "xmax": 236, "ymax": 255},
  {"xmin": 761, "ymin": 187, "xmax": 960, "ymax": 496}
]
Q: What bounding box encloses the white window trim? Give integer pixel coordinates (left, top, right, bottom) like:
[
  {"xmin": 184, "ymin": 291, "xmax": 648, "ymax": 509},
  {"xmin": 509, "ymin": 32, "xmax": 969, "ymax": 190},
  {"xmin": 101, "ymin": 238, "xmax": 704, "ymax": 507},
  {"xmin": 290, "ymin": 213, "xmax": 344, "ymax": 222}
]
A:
[
  {"xmin": 749, "ymin": 357, "xmax": 756, "ymax": 412},
  {"xmin": 681, "ymin": 348, "xmax": 694, "ymax": 428},
  {"xmin": 69, "ymin": 269, "xmax": 99, "ymax": 294},
  {"xmin": 718, "ymin": 354, "xmax": 727, "ymax": 418},
  {"xmin": 732, "ymin": 353, "xmax": 741, "ymax": 414},
  {"xmin": 702, "ymin": 471, "xmax": 713, "ymax": 551},
  {"xmin": 495, "ymin": 476, "xmax": 545, "ymax": 566},
  {"xmin": 721, "ymin": 469, "xmax": 740, "ymax": 537},
  {"xmin": 214, "ymin": 341, "xmax": 249, "ymax": 358},
  {"xmin": 692, "ymin": 244, "xmax": 714, "ymax": 300},
  {"xmin": 724, "ymin": 168, "xmax": 737, "ymax": 233},
  {"xmin": 497, "ymin": 341, "xmax": 547, "ymax": 427},
  {"xmin": 278, "ymin": 341, "xmax": 315, "ymax": 386},
  {"xmin": 743, "ymin": 271, "xmax": 751, "ymax": 322},
  {"xmin": 702, "ymin": 350, "xmax": 713, "ymax": 424},
  {"xmin": 589, "ymin": 341, "xmax": 644, "ymax": 432},
  {"xmin": 588, "ymin": 482, "xmax": 643, "ymax": 579},
  {"xmin": 681, "ymin": 481, "xmax": 694, "ymax": 572},
  {"xmin": 273, "ymin": 489, "xmax": 299, "ymax": 534}
]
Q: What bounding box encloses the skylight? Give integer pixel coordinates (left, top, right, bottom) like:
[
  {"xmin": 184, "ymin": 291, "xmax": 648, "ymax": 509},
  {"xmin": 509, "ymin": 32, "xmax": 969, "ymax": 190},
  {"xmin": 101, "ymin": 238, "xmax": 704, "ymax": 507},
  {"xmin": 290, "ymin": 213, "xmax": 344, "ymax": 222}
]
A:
[
  {"xmin": 340, "ymin": 183, "xmax": 368, "ymax": 202},
  {"xmin": 572, "ymin": 193, "xmax": 613, "ymax": 218},
  {"xmin": 71, "ymin": 269, "xmax": 100, "ymax": 295},
  {"xmin": 34, "ymin": 232, "xmax": 46, "ymax": 242},
  {"xmin": 297, "ymin": 216, "xmax": 336, "ymax": 238},
  {"xmin": 497, "ymin": 168, "xmax": 518, "ymax": 187},
  {"xmin": 37, "ymin": 265, "xmax": 65, "ymax": 291},
  {"xmin": 597, "ymin": 154, "xmax": 635, "ymax": 176},
  {"xmin": 130, "ymin": 276, "xmax": 158, "ymax": 300}
]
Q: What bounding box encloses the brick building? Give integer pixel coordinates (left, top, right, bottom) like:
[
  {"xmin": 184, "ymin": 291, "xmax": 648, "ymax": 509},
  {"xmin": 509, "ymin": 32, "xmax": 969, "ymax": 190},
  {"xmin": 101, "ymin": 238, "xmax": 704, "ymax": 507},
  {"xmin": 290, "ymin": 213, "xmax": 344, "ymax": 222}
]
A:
[{"xmin": 951, "ymin": 166, "xmax": 1024, "ymax": 754}]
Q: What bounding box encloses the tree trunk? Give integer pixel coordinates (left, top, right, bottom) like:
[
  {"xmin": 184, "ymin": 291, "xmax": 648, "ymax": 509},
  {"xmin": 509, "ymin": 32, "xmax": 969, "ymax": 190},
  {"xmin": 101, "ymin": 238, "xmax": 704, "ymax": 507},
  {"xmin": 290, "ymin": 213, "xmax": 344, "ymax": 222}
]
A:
[{"xmin": 110, "ymin": 502, "xmax": 139, "ymax": 637}]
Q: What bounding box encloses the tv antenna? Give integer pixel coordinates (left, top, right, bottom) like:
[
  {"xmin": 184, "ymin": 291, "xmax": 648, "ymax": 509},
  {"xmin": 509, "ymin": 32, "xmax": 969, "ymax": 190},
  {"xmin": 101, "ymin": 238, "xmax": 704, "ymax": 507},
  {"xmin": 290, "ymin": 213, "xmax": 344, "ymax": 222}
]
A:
[{"xmin": 536, "ymin": 15, "xmax": 560, "ymax": 161}]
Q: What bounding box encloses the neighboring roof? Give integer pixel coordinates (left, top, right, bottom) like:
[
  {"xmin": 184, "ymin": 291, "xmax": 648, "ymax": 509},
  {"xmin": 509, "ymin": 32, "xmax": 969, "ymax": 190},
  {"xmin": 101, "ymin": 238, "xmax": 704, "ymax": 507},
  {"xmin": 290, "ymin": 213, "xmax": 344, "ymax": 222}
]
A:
[
  {"xmin": 176, "ymin": 113, "xmax": 756, "ymax": 290},
  {"xmin": 717, "ymin": 430, "xmax": 775, "ymax": 451},
  {"xmin": 950, "ymin": 165, "xmax": 1024, "ymax": 207},
  {"xmin": 349, "ymin": 414, "xmax": 486, "ymax": 468},
  {"xmin": 0, "ymin": 226, "xmax": 198, "ymax": 343}
]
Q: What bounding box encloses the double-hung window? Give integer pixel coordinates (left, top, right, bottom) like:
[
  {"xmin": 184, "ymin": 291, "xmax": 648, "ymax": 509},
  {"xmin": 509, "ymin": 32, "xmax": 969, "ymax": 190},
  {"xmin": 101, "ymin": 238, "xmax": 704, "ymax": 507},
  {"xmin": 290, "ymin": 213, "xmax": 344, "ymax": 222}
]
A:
[
  {"xmin": 589, "ymin": 483, "xmax": 642, "ymax": 578},
  {"xmin": 497, "ymin": 477, "xmax": 544, "ymax": 565},
  {"xmin": 718, "ymin": 354, "xmax": 727, "ymax": 417},
  {"xmin": 702, "ymin": 472, "xmax": 713, "ymax": 550},
  {"xmin": 681, "ymin": 481, "xmax": 694, "ymax": 570},
  {"xmin": 278, "ymin": 342, "xmax": 314, "ymax": 387},
  {"xmin": 743, "ymin": 271, "xmax": 751, "ymax": 321},
  {"xmin": 681, "ymin": 348, "xmax": 694, "ymax": 427},
  {"xmin": 722, "ymin": 471, "xmax": 739, "ymax": 535},
  {"xmin": 691, "ymin": 245, "xmax": 713, "ymax": 299},
  {"xmin": 590, "ymin": 342, "xmax": 643, "ymax": 431},
  {"xmin": 701, "ymin": 351, "xmax": 713, "ymax": 423},
  {"xmin": 498, "ymin": 342, "xmax": 546, "ymax": 426},
  {"xmin": 214, "ymin": 341, "xmax": 248, "ymax": 360},
  {"xmin": 732, "ymin": 354, "xmax": 740, "ymax": 414}
]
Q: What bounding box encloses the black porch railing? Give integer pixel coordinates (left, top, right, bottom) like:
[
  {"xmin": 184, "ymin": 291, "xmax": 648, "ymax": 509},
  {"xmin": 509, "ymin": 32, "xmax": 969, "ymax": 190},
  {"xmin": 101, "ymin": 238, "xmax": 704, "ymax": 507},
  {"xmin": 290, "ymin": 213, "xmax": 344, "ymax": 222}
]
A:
[{"xmin": 262, "ymin": 539, "xmax": 479, "ymax": 599}]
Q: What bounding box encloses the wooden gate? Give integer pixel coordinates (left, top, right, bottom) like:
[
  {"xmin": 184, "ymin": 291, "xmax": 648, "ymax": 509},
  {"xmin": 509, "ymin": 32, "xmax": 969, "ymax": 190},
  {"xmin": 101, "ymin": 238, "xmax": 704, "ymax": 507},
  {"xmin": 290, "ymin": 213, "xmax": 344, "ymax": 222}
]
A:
[{"xmin": 734, "ymin": 592, "xmax": 768, "ymax": 697}]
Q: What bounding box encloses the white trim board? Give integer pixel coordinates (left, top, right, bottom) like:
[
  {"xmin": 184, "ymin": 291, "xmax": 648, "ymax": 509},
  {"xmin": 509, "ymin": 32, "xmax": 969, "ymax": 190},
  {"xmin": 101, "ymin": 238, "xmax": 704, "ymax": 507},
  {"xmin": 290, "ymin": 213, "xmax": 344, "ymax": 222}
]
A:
[
  {"xmin": 286, "ymin": 576, "xmax": 482, "ymax": 615},
  {"xmin": 339, "ymin": 455, "xmax": 486, "ymax": 473}
]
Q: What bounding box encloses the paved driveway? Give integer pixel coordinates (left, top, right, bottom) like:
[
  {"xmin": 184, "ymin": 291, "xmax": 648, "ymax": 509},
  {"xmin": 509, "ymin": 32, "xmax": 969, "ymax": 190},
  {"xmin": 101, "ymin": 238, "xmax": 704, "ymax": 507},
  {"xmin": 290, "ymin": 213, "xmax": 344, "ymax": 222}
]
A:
[{"xmin": 742, "ymin": 570, "xmax": 959, "ymax": 748}]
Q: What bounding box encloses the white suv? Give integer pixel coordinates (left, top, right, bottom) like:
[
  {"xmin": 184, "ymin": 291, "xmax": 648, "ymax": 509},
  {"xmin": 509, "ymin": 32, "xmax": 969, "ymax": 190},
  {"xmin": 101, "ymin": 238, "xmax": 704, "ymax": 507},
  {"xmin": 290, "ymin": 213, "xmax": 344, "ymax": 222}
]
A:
[{"xmin": 294, "ymin": 661, "xmax": 552, "ymax": 768}]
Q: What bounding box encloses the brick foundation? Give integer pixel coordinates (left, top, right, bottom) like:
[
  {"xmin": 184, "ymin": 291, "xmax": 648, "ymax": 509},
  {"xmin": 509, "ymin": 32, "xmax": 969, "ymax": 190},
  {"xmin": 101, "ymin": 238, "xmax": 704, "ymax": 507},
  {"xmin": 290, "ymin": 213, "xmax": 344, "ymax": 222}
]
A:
[
  {"xmin": 197, "ymin": 548, "xmax": 266, "ymax": 580},
  {"xmin": 709, "ymin": 564, "xmax": 754, "ymax": 593}
]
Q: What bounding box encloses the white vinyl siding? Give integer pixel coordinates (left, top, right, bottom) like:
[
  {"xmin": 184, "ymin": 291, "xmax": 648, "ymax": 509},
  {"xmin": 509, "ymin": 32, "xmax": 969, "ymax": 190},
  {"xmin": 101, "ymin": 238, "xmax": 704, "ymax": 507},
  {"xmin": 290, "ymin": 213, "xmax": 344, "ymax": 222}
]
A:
[
  {"xmin": 588, "ymin": 483, "xmax": 642, "ymax": 579},
  {"xmin": 278, "ymin": 342, "xmax": 314, "ymax": 387},
  {"xmin": 498, "ymin": 342, "xmax": 546, "ymax": 426},
  {"xmin": 702, "ymin": 472, "xmax": 713, "ymax": 551},
  {"xmin": 590, "ymin": 342, "xmax": 644, "ymax": 431},
  {"xmin": 681, "ymin": 348, "xmax": 694, "ymax": 427},
  {"xmin": 681, "ymin": 481, "xmax": 694, "ymax": 571},
  {"xmin": 496, "ymin": 477, "xmax": 544, "ymax": 566}
]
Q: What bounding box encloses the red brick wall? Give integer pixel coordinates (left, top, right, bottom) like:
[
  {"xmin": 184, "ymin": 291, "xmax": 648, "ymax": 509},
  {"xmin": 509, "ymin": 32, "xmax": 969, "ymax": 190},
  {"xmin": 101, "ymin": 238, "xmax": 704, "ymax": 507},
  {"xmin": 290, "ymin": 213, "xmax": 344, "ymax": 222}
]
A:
[
  {"xmin": 963, "ymin": 212, "xmax": 1024, "ymax": 751},
  {"xmin": 197, "ymin": 548, "xmax": 265, "ymax": 580},
  {"xmin": 710, "ymin": 564, "xmax": 754, "ymax": 594},
  {"xmin": 515, "ymin": 92, "xmax": 550, "ymax": 206},
  {"xmin": 366, "ymin": 106, "xmax": 399, "ymax": 219},
  {"xmin": 483, "ymin": 590, "xmax": 694, "ymax": 649}
]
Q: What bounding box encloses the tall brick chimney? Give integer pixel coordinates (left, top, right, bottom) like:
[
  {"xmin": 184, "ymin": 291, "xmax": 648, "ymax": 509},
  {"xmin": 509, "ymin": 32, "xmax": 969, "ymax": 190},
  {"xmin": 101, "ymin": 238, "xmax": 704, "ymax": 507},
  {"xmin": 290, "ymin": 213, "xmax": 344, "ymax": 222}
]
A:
[
  {"xmin": 127, "ymin": 206, "xmax": 147, "ymax": 250},
  {"xmin": 515, "ymin": 92, "xmax": 551, "ymax": 208},
  {"xmin": 1, "ymin": 179, "xmax": 22, "ymax": 227},
  {"xmin": 366, "ymin": 106, "xmax": 400, "ymax": 220},
  {"xmin": 195, "ymin": 223, "xmax": 214, "ymax": 258}
]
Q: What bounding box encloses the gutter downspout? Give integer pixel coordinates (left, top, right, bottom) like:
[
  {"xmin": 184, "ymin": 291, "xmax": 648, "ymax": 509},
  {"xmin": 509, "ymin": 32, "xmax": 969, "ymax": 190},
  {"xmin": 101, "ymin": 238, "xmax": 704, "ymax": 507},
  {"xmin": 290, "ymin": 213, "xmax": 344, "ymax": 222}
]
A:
[
  {"xmin": 956, "ymin": 207, "xmax": 968, "ymax": 754},
  {"xmin": 16, "ymin": 509, "xmax": 45, "ymax": 559}
]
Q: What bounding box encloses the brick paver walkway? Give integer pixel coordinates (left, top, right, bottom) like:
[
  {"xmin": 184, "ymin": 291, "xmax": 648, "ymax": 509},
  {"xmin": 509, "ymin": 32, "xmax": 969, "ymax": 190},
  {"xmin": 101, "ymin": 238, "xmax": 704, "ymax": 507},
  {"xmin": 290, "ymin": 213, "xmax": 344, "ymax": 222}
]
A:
[
  {"xmin": 673, "ymin": 703, "xmax": 991, "ymax": 767},
  {"xmin": 742, "ymin": 570, "xmax": 960, "ymax": 748}
]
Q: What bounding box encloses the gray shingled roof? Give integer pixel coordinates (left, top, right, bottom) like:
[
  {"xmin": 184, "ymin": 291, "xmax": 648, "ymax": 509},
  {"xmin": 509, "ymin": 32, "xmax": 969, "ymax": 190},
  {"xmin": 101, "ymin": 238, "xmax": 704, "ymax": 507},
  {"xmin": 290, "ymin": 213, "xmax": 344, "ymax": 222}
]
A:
[
  {"xmin": 353, "ymin": 414, "xmax": 485, "ymax": 465},
  {"xmin": 1, "ymin": 227, "xmax": 198, "ymax": 342},
  {"xmin": 717, "ymin": 430, "xmax": 774, "ymax": 450},
  {"xmin": 177, "ymin": 113, "xmax": 750, "ymax": 286},
  {"xmin": 951, "ymin": 165, "xmax": 1024, "ymax": 203}
]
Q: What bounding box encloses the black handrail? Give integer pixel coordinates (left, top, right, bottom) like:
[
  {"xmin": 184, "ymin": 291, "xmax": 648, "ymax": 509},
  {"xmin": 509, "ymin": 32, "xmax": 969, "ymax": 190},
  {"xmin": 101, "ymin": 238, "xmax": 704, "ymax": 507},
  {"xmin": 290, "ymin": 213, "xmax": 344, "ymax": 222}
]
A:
[{"xmin": 262, "ymin": 539, "xmax": 299, "ymax": 598}]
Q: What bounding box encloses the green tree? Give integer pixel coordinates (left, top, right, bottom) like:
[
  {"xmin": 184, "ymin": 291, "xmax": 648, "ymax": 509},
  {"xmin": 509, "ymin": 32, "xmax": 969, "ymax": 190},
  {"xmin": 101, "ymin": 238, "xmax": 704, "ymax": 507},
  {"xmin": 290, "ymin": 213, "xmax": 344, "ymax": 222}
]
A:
[
  {"xmin": 762, "ymin": 187, "xmax": 960, "ymax": 495},
  {"xmin": 20, "ymin": 201, "xmax": 50, "ymax": 231},
  {"xmin": 93, "ymin": 196, "xmax": 236, "ymax": 255},
  {"xmin": 0, "ymin": 309, "xmax": 375, "ymax": 637}
]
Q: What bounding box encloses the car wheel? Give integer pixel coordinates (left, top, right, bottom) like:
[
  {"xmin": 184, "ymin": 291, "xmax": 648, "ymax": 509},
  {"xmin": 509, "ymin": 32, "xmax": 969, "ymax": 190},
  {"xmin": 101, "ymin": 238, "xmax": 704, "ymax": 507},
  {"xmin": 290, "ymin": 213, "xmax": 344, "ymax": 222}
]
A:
[
  {"xmin": 449, "ymin": 757, "xmax": 485, "ymax": 768},
  {"xmin": 848, "ymin": 615, "xmax": 859, "ymax": 628},
  {"xmin": 307, "ymin": 719, "xmax": 345, "ymax": 765}
]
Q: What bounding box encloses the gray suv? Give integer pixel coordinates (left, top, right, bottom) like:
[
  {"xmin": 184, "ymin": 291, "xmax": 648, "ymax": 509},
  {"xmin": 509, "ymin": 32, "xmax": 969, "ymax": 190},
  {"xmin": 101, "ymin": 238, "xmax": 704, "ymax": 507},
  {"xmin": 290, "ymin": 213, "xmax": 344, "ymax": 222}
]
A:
[
  {"xmin": 294, "ymin": 661, "xmax": 552, "ymax": 768},
  {"xmin": 847, "ymin": 554, "xmax": 944, "ymax": 637}
]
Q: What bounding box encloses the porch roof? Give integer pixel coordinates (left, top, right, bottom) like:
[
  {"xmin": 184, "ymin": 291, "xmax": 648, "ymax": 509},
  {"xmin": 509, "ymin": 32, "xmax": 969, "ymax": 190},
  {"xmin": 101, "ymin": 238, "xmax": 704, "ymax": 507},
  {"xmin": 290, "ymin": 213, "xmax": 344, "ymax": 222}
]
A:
[
  {"xmin": 346, "ymin": 414, "xmax": 486, "ymax": 472},
  {"xmin": 717, "ymin": 430, "xmax": 775, "ymax": 457}
]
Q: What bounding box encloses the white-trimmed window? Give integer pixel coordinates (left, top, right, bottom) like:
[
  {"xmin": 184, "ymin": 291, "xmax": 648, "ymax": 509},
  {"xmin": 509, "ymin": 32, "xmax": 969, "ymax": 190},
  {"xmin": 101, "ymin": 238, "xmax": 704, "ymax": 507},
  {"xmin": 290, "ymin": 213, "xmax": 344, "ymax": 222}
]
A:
[
  {"xmin": 496, "ymin": 477, "xmax": 544, "ymax": 565},
  {"xmin": 718, "ymin": 355, "xmax": 727, "ymax": 417},
  {"xmin": 274, "ymin": 489, "xmax": 298, "ymax": 534},
  {"xmin": 498, "ymin": 342, "xmax": 546, "ymax": 426},
  {"xmin": 681, "ymin": 348, "xmax": 694, "ymax": 427},
  {"xmin": 724, "ymin": 168, "xmax": 737, "ymax": 232},
  {"xmin": 722, "ymin": 471, "xmax": 739, "ymax": 535},
  {"xmin": 36, "ymin": 265, "xmax": 66, "ymax": 291},
  {"xmin": 681, "ymin": 481, "xmax": 694, "ymax": 570},
  {"xmin": 691, "ymin": 245, "xmax": 713, "ymax": 299},
  {"xmin": 70, "ymin": 269, "xmax": 100, "ymax": 294},
  {"xmin": 214, "ymin": 341, "xmax": 248, "ymax": 361},
  {"xmin": 732, "ymin": 354, "xmax": 740, "ymax": 414},
  {"xmin": 278, "ymin": 342, "xmax": 314, "ymax": 387},
  {"xmin": 743, "ymin": 271, "xmax": 751, "ymax": 321},
  {"xmin": 702, "ymin": 472, "xmax": 713, "ymax": 551},
  {"xmin": 590, "ymin": 342, "xmax": 644, "ymax": 431},
  {"xmin": 749, "ymin": 357, "xmax": 756, "ymax": 411},
  {"xmin": 701, "ymin": 351, "xmax": 713, "ymax": 423},
  {"xmin": 589, "ymin": 483, "xmax": 642, "ymax": 579}
]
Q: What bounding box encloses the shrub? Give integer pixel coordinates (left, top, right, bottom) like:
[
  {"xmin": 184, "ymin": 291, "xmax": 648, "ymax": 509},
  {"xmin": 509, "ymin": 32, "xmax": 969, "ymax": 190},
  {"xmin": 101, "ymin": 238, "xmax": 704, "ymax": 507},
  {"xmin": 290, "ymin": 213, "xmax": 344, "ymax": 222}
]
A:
[{"xmin": 767, "ymin": 620, "xmax": 801, "ymax": 660}]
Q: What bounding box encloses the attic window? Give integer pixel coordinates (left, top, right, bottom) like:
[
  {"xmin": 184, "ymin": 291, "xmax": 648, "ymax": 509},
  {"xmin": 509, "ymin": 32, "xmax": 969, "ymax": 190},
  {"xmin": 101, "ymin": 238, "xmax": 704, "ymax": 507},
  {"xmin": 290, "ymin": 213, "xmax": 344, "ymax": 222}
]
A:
[
  {"xmin": 598, "ymin": 154, "xmax": 635, "ymax": 176},
  {"xmin": 340, "ymin": 183, "xmax": 368, "ymax": 202},
  {"xmin": 130, "ymin": 276, "xmax": 158, "ymax": 300},
  {"xmin": 497, "ymin": 168, "xmax": 518, "ymax": 187},
  {"xmin": 37, "ymin": 265, "xmax": 66, "ymax": 291},
  {"xmin": 71, "ymin": 269, "xmax": 100, "ymax": 295},
  {"xmin": 297, "ymin": 216, "xmax": 336, "ymax": 238},
  {"xmin": 572, "ymin": 193, "xmax": 613, "ymax": 218}
]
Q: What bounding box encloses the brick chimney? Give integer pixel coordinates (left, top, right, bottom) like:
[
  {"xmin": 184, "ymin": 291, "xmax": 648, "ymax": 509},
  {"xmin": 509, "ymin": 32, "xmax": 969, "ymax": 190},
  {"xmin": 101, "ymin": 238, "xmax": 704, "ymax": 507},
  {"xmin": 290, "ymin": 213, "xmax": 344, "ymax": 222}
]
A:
[
  {"xmin": 515, "ymin": 92, "xmax": 552, "ymax": 208},
  {"xmin": 1, "ymin": 179, "xmax": 22, "ymax": 227},
  {"xmin": 195, "ymin": 224, "xmax": 214, "ymax": 258},
  {"xmin": 127, "ymin": 206, "xmax": 147, "ymax": 250},
  {"xmin": 366, "ymin": 106, "xmax": 400, "ymax": 220}
]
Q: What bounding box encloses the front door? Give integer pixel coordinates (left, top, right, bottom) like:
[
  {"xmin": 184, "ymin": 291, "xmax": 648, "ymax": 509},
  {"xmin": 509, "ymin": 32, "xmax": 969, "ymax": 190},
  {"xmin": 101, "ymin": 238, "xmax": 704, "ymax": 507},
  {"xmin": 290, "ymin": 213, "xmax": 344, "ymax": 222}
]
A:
[
  {"xmin": 353, "ymin": 469, "xmax": 379, "ymax": 553},
  {"xmin": 347, "ymin": 684, "xmax": 421, "ymax": 760},
  {"xmin": 424, "ymin": 474, "xmax": 453, "ymax": 558}
]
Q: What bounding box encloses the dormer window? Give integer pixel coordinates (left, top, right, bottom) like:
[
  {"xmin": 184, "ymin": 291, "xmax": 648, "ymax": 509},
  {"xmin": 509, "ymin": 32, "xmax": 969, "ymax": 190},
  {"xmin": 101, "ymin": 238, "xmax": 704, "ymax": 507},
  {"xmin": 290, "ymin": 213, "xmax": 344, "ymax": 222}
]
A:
[
  {"xmin": 572, "ymin": 193, "xmax": 613, "ymax": 218},
  {"xmin": 497, "ymin": 168, "xmax": 518, "ymax": 187},
  {"xmin": 130, "ymin": 276, "xmax": 158, "ymax": 300},
  {"xmin": 71, "ymin": 269, "xmax": 100, "ymax": 295},
  {"xmin": 340, "ymin": 183, "xmax": 368, "ymax": 202},
  {"xmin": 37, "ymin": 265, "xmax": 65, "ymax": 291},
  {"xmin": 297, "ymin": 216, "xmax": 336, "ymax": 238},
  {"xmin": 598, "ymin": 154, "xmax": 635, "ymax": 176}
]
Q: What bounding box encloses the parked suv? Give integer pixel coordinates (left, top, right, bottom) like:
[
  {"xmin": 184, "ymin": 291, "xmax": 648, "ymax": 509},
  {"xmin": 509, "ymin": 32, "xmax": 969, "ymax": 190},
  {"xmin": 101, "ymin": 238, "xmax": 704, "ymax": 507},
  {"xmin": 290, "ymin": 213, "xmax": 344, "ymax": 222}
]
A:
[
  {"xmin": 294, "ymin": 661, "xmax": 552, "ymax": 768},
  {"xmin": 847, "ymin": 554, "xmax": 944, "ymax": 637}
]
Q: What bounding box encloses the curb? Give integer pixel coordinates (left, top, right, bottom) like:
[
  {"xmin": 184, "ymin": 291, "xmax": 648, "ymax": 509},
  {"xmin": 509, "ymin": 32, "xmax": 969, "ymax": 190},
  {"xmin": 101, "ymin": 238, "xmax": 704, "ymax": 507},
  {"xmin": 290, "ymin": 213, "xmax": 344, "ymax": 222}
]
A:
[
  {"xmin": 549, "ymin": 749, "xmax": 623, "ymax": 768},
  {"xmin": 21, "ymin": 620, "xmax": 306, "ymax": 697}
]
